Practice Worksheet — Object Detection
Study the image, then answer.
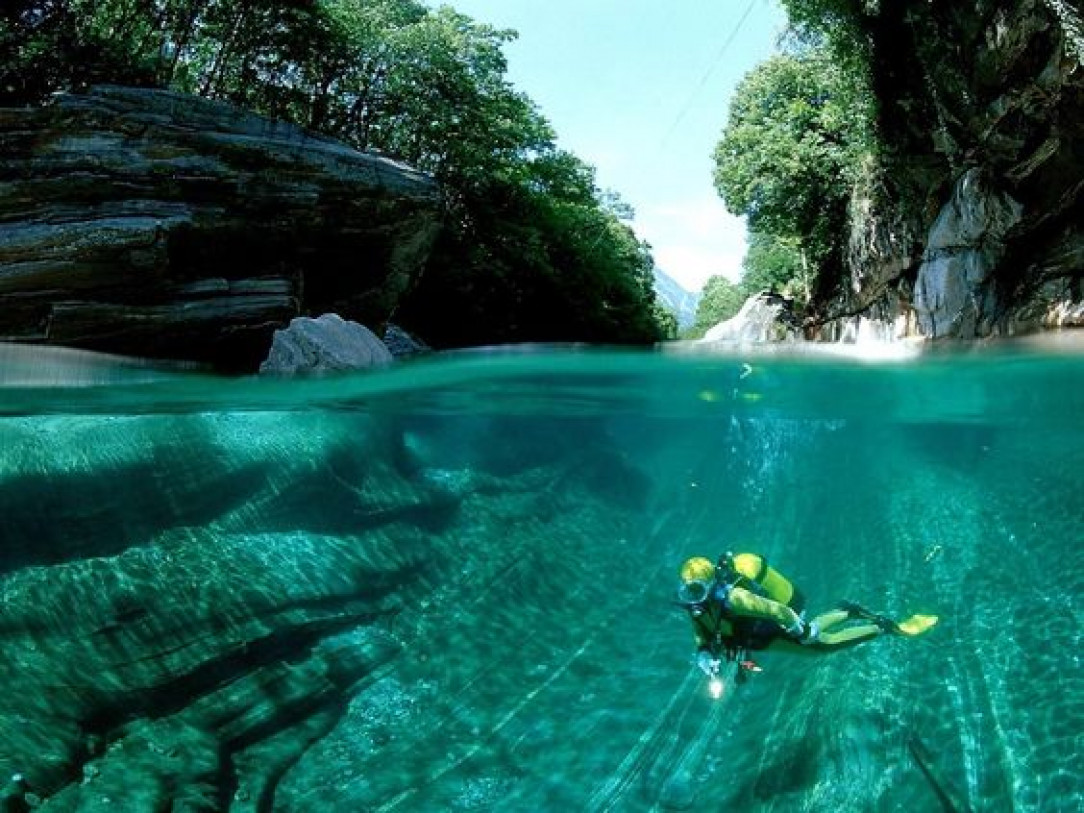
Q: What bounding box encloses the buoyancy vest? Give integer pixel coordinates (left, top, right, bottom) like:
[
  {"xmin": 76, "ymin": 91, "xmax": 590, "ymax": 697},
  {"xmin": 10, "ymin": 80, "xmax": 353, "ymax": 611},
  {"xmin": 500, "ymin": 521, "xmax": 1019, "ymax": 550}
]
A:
[
  {"xmin": 726, "ymin": 552, "xmax": 806, "ymax": 614},
  {"xmin": 691, "ymin": 594, "xmax": 777, "ymax": 657}
]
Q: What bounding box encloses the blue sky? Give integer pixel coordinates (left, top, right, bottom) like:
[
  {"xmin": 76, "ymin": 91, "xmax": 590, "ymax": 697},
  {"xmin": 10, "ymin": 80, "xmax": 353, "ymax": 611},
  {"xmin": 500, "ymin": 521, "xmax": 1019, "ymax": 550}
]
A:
[{"xmin": 438, "ymin": 0, "xmax": 786, "ymax": 292}]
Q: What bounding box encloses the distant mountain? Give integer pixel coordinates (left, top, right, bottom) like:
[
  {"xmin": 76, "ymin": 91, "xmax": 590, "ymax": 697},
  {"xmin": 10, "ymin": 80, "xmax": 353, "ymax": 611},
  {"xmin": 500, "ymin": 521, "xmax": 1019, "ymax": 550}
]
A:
[{"xmin": 652, "ymin": 267, "xmax": 701, "ymax": 328}]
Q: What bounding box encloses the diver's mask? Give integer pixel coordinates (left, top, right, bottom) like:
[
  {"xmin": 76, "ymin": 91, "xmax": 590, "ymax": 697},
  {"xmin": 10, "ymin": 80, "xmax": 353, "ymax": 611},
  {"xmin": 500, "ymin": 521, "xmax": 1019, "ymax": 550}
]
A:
[{"xmin": 677, "ymin": 578, "xmax": 713, "ymax": 615}]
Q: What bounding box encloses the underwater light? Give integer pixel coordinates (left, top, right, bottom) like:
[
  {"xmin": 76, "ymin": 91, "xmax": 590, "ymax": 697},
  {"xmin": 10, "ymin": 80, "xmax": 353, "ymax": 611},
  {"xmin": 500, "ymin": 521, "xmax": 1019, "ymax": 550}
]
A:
[{"xmin": 709, "ymin": 677, "xmax": 724, "ymax": 699}]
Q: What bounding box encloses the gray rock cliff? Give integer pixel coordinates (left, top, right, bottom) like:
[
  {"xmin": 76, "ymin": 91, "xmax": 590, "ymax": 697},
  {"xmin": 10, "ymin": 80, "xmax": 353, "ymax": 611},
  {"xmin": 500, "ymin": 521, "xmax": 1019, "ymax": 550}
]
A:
[
  {"xmin": 0, "ymin": 86, "xmax": 442, "ymax": 369},
  {"xmin": 823, "ymin": 0, "xmax": 1084, "ymax": 340}
]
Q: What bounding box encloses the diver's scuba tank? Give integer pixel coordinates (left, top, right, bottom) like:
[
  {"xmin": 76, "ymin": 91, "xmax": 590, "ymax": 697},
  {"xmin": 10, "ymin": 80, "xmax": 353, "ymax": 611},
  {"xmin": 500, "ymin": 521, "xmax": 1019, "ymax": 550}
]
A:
[{"xmin": 717, "ymin": 551, "xmax": 806, "ymax": 614}]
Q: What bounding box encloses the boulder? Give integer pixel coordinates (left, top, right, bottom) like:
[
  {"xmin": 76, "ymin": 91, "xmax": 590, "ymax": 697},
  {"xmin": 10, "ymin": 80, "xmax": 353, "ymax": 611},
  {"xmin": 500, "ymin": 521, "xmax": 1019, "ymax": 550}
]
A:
[
  {"xmin": 0, "ymin": 86, "xmax": 442, "ymax": 370},
  {"xmin": 702, "ymin": 292, "xmax": 800, "ymax": 343},
  {"xmin": 382, "ymin": 323, "xmax": 431, "ymax": 358},
  {"xmin": 259, "ymin": 314, "xmax": 393, "ymax": 374}
]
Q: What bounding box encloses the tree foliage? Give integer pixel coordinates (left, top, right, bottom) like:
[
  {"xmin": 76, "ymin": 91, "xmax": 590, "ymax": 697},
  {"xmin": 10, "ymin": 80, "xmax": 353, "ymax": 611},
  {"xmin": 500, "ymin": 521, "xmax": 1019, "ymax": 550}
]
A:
[
  {"xmin": 689, "ymin": 275, "xmax": 745, "ymax": 337},
  {"xmin": 776, "ymin": 0, "xmax": 872, "ymax": 70},
  {"xmin": 714, "ymin": 47, "xmax": 870, "ymax": 253},
  {"xmin": 712, "ymin": 40, "xmax": 875, "ymax": 315},
  {"xmin": 1, "ymin": 0, "xmax": 666, "ymax": 347},
  {"xmin": 742, "ymin": 230, "xmax": 807, "ymax": 301}
]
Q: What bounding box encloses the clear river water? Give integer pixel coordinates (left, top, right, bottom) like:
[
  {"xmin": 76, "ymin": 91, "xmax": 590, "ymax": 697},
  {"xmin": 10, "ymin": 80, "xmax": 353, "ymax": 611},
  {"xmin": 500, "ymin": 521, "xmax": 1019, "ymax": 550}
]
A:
[{"xmin": 0, "ymin": 338, "xmax": 1081, "ymax": 812}]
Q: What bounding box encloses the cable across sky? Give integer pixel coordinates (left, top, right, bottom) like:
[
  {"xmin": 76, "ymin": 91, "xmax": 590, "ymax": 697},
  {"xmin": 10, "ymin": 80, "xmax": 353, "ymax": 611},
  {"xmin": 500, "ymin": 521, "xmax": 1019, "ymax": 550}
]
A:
[{"xmin": 431, "ymin": 0, "xmax": 785, "ymax": 292}]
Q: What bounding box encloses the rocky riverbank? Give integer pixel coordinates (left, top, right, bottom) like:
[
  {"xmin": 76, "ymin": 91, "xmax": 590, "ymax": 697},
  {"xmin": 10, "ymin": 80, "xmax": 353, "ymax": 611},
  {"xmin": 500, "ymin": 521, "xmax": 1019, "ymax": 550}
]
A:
[
  {"xmin": 0, "ymin": 86, "xmax": 442, "ymax": 370},
  {"xmin": 820, "ymin": 0, "xmax": 1084, "ymax": 341}
]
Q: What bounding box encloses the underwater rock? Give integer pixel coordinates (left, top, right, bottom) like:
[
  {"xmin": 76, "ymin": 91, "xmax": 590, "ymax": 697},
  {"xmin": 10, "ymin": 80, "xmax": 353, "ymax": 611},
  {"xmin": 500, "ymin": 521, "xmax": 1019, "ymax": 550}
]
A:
[{"xmin": 0, "ymin": 407, "xmax": 660, "ymax": 810}]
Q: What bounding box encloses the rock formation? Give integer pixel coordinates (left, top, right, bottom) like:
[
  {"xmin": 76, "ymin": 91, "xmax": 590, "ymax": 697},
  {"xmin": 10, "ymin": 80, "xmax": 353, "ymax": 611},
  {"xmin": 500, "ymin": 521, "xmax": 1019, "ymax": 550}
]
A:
[
  {"xmin": 382, "ymin": 323, "xmax": 432, "ymax": 359},
  {"xmin": 702, "ymin": 292, "xmax": 801, "ymax": 343},
  {"xmin": 260, "ymin": 314, "xmax": 393, "ymax": 375},
  {"xmin": 0, "ymin": 86, "xmax": 442, "ymax": 369},
  {"xmin": 825, "ymin": 0, "xmax": 1084, "ymax": 340},
  {"xmin": 0, "ymin": 397, "xmax": 652, "ymax": 810}
]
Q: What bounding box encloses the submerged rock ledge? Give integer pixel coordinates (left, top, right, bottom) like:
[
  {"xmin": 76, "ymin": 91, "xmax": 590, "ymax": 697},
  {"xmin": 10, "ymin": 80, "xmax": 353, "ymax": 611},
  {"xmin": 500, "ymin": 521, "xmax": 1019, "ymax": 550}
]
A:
[{"xmin": 0, "ymin": 406, "xmax": 652, "ymax": 810}]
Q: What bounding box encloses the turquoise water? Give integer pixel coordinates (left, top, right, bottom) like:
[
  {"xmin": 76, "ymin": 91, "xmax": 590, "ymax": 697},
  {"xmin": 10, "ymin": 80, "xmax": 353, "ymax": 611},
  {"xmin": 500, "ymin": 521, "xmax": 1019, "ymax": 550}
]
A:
[{"xmin": 1, "ymin": 342, "xmax": 1082, "ymax": 811}]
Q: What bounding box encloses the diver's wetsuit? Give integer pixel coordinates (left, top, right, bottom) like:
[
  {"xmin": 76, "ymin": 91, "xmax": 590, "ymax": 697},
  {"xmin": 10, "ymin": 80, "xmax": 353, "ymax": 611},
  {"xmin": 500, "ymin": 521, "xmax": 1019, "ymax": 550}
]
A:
[
  {"xmin": 687, "ymin": 552, "xmax": 807, "ymax": 657},
  {"xmin": 686, "ymin": 553, "xmax": 890, "ymax": 660},
  {"xmin": 689, "ymin": 582, "xmax": 805, "ymax": 658}
]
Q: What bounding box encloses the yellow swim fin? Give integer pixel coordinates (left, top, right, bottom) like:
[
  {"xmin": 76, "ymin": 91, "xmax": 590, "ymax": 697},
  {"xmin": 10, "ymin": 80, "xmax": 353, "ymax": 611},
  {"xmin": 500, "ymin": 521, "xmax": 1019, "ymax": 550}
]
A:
[{"xmin": 897, "ymin": 614, "xmax": 938, "ymax": 637}]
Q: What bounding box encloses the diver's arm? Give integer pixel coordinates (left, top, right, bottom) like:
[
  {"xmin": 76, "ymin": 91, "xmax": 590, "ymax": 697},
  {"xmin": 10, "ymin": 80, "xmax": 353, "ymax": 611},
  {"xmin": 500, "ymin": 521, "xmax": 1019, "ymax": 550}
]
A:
[
  {"xmin": 688, "ymin": 622, "xmax": 718, "ymax": 674},
  {"xmin": 727, "ymin": 586, "xmax": 803, "ymax": 633},
  {"xmin": 690, "ymin": 617, "xmax": 712, "ymax": 652}
]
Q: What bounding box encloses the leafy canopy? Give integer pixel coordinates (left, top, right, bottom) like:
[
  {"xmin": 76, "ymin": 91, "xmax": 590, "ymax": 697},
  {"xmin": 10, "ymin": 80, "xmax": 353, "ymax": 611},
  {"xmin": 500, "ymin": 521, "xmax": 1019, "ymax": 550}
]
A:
[
  {"xmin": 742, "ymin": 231, "xmax": 807, "ymax": 301},
  {"xmin": 711, "ymin": 40, "xmax": 874, "ymax": 315},
  {"xmin": 1, "ymin": 0, "xmax": 667, "ymax": 347},
  {"xmin": 713, "ymin": 47, "xmax": 870, "ymax": 253},
  {"xmin": 689, "ymin": 275, "xmax": 746, "ymax": 337}
]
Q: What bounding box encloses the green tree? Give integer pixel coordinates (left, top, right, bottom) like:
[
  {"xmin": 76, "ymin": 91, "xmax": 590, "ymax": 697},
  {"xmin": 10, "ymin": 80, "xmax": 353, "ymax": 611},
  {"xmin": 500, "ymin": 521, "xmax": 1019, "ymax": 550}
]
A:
[
  {"xmin": 689, "ymin": 275, "xmax": 746, "ymax": 337},
  {"xmin": 712, "ymin": 45, "xmax": 873, "ymax": 302},
  {"xmin": 0, "ymin": 0, "xmax": 669, "ymax": 347},
  {"xmin": 1, "ymin": 0, "xmax": 163, "ymax": 103},
  {"xmin": 741, "ymin": 231, "xmax": 807, "ymax": 302},
  {"xmin": 654, "ymin": 304, "xmax": 679, "ymax": 340},
  {"xmin": 776, "ymin": 0, "xmax": 872, "ymax": 72},
  {"xmin": 401, "ymin": 148, "xmax": 661, "ymax": 346}
]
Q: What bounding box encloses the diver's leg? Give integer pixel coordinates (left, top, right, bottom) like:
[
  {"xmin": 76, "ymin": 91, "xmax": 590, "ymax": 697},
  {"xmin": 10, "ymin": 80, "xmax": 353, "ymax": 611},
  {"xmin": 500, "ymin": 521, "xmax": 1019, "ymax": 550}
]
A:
[
  {"xmin": 810, "ymin": 607, "xmax": 886, "ymax": 647},
  {"xmin": 765, "ymin": 620, "xmax": 882, "ymax": 655},
  {"xmin": 810, "ymin": 609, "xmax": 850, "ymax": 632},
  {"xmin": 816, "ymin": 622, "xmax": 882, "ymax": 647},
  {"xmin": 765, "ymin": 607, "xmax": 896, "ymax": 654}
]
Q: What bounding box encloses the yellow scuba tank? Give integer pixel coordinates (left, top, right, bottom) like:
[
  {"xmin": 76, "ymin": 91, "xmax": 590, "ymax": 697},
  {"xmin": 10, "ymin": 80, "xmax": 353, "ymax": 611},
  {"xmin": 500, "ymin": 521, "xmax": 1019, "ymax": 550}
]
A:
[{"xmin": 723, "ymin": 552, "xmax": 806, "ymax": 613}]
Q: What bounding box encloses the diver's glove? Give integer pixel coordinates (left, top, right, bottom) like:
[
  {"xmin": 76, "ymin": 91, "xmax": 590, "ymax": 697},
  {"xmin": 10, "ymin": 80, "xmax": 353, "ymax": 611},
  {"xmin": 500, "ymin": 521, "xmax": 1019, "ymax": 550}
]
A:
[{"xmin": 696, "ymin": 649, "xmax": 720, "ymax": 677}]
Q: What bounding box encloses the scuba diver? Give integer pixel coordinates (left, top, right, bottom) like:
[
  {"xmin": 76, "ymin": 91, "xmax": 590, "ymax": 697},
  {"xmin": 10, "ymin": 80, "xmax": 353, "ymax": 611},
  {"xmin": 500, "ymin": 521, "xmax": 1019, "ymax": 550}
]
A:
[{"xmin": 677, "ymin": 553, "xmax": 937, "ymax": 694}]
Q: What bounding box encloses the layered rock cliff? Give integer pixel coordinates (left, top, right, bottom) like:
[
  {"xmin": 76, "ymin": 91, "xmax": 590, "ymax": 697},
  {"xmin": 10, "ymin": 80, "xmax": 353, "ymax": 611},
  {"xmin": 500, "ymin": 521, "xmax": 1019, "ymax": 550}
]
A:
[
  {"xmin": 0, "ymin": 86, "xmax": 442, "ymax": 369},
  {"xmin": 825, "ymin": 0, "xmax": 1084, "ymax": 340}
]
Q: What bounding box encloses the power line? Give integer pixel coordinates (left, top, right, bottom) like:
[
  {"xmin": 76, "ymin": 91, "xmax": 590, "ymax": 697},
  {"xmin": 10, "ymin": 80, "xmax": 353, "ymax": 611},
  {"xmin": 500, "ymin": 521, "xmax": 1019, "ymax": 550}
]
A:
[{"xmin": 659, "ymin": 0, "xmax": 760, "ymax": 149}]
